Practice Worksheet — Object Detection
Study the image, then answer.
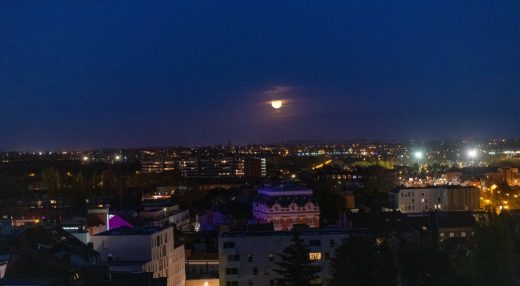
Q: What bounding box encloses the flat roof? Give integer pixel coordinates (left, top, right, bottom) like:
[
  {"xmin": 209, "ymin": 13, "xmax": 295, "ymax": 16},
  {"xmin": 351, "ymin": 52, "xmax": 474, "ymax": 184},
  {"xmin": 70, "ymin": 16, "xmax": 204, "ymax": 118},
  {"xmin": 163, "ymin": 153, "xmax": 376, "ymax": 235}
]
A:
[
  {"xmin": 258, "ymin": 184, "xmax": 313, "ymax": 196},
  {"xmin": 221, "ymin": 228, "xmax": 358, "ymax": 238},
  {"xmin": 95, "ymin": 226, "xmax": 165, "ymax": 236}
]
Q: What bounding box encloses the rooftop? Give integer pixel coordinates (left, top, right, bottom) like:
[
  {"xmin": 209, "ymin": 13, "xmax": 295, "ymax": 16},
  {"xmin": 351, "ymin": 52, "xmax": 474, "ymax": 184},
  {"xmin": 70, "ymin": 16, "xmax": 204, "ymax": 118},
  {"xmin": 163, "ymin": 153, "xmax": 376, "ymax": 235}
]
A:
[
  {"xmin": 258, "ymin": 184, "xmax": 313, "ymax": 197},
  {"xmin": 221, "ymin": 227, "xmax": 356, "ymax": 238},
  {"xmin": 95, "ymin": 226, "xmax": 164, "ymax": 236}
]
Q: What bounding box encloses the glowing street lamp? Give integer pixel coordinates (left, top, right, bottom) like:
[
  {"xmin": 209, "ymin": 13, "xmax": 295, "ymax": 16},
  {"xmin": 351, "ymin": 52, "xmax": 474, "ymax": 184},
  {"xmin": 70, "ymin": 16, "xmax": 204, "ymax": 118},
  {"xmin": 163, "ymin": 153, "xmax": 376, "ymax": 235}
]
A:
[
  {"xmin": 414, "ymin": 151, "xmax": 423, "ymax": 173},
  {"xmin": 467, "ymin": 149, "xmax": 478, "ymax": 165},
  {"xmin": 467, "ymin": 149, "xmax": 478, "ymax": 159}
]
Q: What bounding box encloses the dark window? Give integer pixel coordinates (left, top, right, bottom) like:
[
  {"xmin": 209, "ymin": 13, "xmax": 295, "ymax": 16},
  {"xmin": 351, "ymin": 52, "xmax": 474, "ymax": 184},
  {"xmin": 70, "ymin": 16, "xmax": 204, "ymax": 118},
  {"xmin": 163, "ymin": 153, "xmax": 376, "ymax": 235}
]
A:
[
  {"xmin": 270, "ymin": 280, "xmax": 275, "ymax": 286},
  {"xmin": 228, "ymin": 255, "xmax": 240, "ymax": 262},
  {"xmin": 226, "ymin": 282, "xmax": 238, "ymax": 286},
  {"xmin": 329, "ymin": 239, "xmax": 335, "ymax": 247},
  {"xmin": 226, "ymin": 268, "xmax": 239, "ymax": 275},
  {"xmin": 224, "ymin": 242, "xmax": 235, "ymax": 249},
  {"xmin": 325, "ymin": 252, "xmax": 330, "ymax": 260},
  {"xmin": 248, "ymin": 254, "xmax": 253, "ymax": 262},
  {"xmin": 268, "ymin": 254, "xmax": 275, "ymax": 262},
  {"xmin": 309, "ymin": 239, "xmax": 321, "ymax": 246},
  {"xmin": 253, "ymin": 267, "xmax": 258, "ymax": 275}
]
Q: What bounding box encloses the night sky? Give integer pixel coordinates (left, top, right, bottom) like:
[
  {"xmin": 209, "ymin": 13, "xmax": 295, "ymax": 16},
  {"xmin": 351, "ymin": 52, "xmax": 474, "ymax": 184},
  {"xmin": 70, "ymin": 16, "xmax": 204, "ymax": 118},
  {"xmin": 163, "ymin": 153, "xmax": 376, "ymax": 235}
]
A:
[{"xmin": 1, "ymin": 1, "xmax": 520, "ymax": 150}]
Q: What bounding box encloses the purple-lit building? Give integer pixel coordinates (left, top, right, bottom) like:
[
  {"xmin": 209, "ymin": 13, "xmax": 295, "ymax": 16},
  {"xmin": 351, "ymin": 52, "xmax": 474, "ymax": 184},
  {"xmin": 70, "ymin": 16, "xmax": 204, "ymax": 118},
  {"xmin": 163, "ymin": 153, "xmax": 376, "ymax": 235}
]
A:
[{"xmin": 252, "ymin": 184, "xmax": 320, "ymax": 231}]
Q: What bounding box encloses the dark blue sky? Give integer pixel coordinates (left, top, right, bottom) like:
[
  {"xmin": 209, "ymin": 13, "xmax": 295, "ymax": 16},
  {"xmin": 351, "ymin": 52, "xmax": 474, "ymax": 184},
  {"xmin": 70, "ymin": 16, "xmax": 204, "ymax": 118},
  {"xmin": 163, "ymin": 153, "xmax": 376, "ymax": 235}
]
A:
[{"xmin": 1, "ymin": 1, "xmax": 519, "ymax": 150}]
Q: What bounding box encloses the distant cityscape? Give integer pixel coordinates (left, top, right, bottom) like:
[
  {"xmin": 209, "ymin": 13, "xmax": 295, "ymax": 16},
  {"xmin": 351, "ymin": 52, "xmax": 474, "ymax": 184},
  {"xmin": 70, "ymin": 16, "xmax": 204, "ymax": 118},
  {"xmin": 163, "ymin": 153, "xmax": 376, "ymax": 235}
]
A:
[{"xmin": 0, "ymin": 138, "xmax": 519, "ymax": 285}]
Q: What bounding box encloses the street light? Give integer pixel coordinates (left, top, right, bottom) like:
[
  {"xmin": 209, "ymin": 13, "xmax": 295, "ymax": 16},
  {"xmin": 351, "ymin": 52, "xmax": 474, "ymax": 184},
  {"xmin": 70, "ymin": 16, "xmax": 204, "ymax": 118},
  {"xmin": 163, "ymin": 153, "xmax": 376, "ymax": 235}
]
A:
[
  {"xmin": 414, "ymin": 151, "xmax": 423, "ymax": 173},
  {"xmin": 467, "ymin": 149, "xmax": 478, "ymax": 165},
  {"xmin": 467, "ymin": 149, "xmax": 478, "ymax": 159}
]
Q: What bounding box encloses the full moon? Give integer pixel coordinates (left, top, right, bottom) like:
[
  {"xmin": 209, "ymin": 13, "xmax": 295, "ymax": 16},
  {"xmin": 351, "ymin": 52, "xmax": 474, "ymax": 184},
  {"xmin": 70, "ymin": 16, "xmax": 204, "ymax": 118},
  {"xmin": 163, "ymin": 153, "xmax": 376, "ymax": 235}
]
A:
[{"xmin": 271, "ymin": 100, "xmax": 283, "ymax": 109}]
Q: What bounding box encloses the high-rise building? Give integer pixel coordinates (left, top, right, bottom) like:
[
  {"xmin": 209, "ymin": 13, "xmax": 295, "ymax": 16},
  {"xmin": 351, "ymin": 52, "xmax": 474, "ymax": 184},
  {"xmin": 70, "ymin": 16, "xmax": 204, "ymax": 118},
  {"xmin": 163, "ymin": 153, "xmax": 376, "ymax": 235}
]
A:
[
  {"xmin": 179, "ymin": 157, "xmax": 252, "ymax": 178},
  {"xmin": 179, "ymin": 158, "xmax": 198, "ymax": 177},
  {"xmin": 244, "ymin": 158, "xmax": 267, "ymax": 178},
  {"xmin": 141, "ymin": 160, "xmax": 176, "ymax": 174}
]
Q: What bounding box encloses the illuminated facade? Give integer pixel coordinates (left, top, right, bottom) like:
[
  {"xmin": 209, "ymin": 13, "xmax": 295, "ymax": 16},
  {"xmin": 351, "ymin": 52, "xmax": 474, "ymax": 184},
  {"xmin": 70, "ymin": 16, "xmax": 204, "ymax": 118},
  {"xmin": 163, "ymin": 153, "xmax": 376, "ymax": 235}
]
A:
[
  {"xmin": 141, "ymin": 160, "xmax": 176, "ymax": 173},
  {"xmin": 252, "ymin": 184, "xmax": 320, "ymax": 231}
]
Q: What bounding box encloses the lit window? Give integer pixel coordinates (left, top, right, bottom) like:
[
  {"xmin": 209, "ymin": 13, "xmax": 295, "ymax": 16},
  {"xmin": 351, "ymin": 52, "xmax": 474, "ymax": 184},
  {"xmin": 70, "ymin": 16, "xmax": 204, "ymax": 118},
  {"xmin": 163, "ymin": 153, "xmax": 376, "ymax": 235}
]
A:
[{"xmin": 309, "ymin": 252, "xmax": 321, "ymax": 261}]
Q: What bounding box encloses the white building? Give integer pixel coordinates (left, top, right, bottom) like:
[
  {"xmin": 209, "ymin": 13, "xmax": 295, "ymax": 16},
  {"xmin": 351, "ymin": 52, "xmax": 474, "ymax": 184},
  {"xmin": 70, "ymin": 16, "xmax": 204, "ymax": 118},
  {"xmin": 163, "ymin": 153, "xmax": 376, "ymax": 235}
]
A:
[
  {"xmin": 140, "ymin": 207, "xmax": 191, "ymax": 231},
  {"xmin": 398, "ymin": 186, "xmax": 480, "ymax": 213},
  {"xmin": 90, "ymin": 226, "xmax": 185, "ymax": 286},
  {"xmin": 219, "ymin": 228, "xmax": 350, "ymax": 286}
]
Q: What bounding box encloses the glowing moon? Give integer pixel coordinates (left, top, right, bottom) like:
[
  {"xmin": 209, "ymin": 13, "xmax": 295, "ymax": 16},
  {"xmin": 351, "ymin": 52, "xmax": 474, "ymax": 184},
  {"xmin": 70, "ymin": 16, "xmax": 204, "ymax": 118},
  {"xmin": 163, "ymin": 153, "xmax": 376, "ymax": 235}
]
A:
[{"xmin": 271, "ymin": 100, "xmax": 283, "ymax": 109}]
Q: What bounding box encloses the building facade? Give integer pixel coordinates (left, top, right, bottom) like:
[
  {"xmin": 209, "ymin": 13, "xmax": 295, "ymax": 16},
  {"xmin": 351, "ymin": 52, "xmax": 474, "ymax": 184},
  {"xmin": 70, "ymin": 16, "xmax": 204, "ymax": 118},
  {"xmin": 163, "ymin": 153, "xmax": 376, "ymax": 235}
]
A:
[
  {"xmin": 252, "ymin": 184, "xmax": 320, "ymax": 231},
  {"xmin": 90, "ymin": 226, "xmax": 185, "ymax": 286},
  {"xmin": 179, "ymin": 157, "xmax": 266, "ymax": 178},
  {"xmin": 141, "ymin": 160, "xmax": 176, "ymax": 174},
  {"xmin": 398, "ymin": 186, "xmax": 480, "ymax": 213},
  {"xmin": 219, "ymin": 229, "xmax": 350, "ymax": 286}
]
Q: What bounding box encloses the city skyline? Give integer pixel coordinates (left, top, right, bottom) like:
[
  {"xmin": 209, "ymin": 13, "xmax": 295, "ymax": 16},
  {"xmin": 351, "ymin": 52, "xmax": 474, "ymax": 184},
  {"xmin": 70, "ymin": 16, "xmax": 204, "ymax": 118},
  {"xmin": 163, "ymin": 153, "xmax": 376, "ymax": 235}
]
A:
[{"xmin": 2, "ymin": 1, "xmax": 520, "ymax": 150}]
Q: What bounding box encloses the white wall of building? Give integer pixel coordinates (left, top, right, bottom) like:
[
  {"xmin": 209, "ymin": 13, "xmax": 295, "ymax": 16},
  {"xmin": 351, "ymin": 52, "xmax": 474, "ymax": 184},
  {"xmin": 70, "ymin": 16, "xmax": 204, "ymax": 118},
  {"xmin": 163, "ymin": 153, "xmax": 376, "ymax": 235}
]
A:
[
  {"xmin": 398, "ymin": 188, "xmax": 448, "ymax": 213},
  {"xmin": 90, "ymin": 227, "xmax": 185, "ymax": 286},
  {"xmin": 219, "ymin": 229, "xmax": 349, "ymax": 286}
]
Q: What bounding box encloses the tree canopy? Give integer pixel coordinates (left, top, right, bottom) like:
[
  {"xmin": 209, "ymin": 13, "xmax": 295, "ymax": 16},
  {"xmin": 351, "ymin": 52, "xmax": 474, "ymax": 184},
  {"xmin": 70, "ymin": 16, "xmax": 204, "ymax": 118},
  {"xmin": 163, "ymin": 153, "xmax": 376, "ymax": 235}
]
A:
[{"xmin": 273, "ymin": 234, "xmax": 321, "ymax": 286}]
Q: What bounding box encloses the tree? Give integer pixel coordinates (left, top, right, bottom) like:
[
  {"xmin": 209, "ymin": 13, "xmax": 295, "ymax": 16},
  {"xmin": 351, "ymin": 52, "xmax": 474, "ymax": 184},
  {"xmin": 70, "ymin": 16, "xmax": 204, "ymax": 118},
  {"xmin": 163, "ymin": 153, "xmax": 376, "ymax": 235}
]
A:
[
  {"xmin": 100, "ymin": 169, "xmax": 120, "ymax": 196},
  {"xmin": 0, "ymin": 173, "xmax": 25, "ymax": 208},
  {"xmin": 41, "ymin": 168, "xmax": 61, "ymax": 197},
  {"xmin": 399, "ymin": 246, "xmax": 457, "ymax": 286},
  {"xmin": 472, "ymin": 211, "xmax": 515, "ymax": 286},
  {"xmin": 273, "ymin": 234, "xmax": 321, "ymax": 286},
  {"xmin": 330, "ymin": 236, "xmax": 397, "ymax": 286},
  {"xmin": 317, "ymin": 190, "xmax": 346, "ymax": 225},
  {"xmin": 70, "ymin": 171, "xmax": 88, "ymax": 210}
]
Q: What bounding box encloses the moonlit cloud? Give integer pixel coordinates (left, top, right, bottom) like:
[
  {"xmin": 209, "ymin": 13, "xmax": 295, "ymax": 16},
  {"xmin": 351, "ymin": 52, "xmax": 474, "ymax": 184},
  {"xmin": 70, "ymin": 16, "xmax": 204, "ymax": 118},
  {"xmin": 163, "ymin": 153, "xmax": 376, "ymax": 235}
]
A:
[{"xmin": 262, "ymin": 85, "xmax": 294, "ymax": 98}]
